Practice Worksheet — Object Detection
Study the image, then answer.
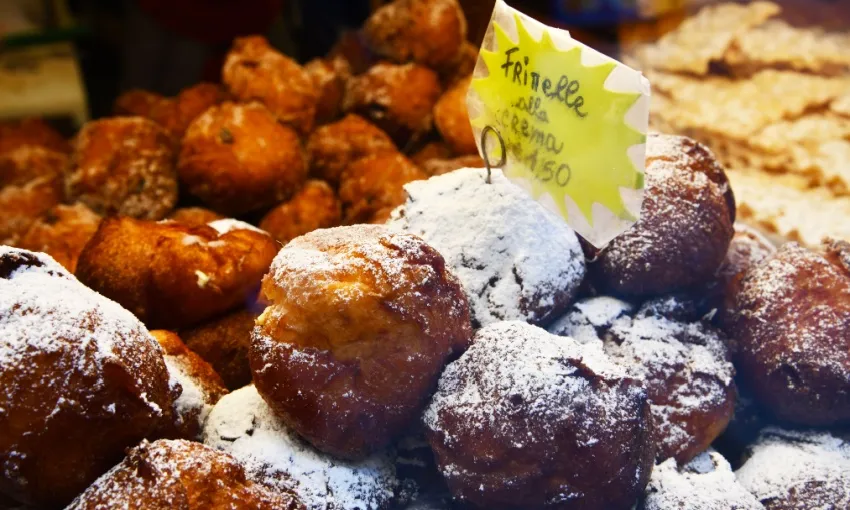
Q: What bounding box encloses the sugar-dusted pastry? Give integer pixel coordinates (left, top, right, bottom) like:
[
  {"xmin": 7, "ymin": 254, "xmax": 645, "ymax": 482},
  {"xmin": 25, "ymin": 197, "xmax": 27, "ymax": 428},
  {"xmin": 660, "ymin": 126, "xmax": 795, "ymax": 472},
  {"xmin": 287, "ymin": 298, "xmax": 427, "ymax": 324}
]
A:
[
  {"xmin": 181, "ymin": 309, "xmax": 257, "ymax": 391},
  {"xmin": 17, "ymin": 203, "xmax": 102, "ymax": 273},
  {"xmin": 259, "ymin": 180, "xmax": 342, "ymax": 244},
  {"xmin": 306, "ymin": 114, "xmax": 396, "ymax": 186}
]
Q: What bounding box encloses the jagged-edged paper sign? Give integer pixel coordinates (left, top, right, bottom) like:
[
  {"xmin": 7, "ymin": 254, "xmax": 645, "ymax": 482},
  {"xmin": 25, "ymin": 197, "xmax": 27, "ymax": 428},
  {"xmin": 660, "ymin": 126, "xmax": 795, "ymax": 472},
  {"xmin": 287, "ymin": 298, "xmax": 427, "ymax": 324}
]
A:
[{"xmin": 467, "ymin": 0, "xmax": 650, "ymax": 248}]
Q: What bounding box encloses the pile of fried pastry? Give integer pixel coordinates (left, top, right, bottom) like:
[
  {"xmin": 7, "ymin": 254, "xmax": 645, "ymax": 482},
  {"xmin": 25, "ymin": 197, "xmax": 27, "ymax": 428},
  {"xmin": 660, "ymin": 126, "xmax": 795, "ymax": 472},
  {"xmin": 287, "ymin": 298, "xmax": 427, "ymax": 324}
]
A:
[
  {"xmin": 625, "ymin": 1, "xmax": 850, "ymax": 247},
  {"xmin": 2, "ymin": 1, "xmax": 850, "ymax": 509}
]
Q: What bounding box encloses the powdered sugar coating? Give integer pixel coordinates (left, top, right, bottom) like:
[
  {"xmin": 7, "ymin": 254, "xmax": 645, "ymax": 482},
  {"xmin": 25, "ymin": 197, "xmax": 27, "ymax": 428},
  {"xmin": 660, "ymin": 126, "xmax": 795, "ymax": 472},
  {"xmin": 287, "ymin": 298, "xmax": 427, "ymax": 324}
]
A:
[
  {"xmin": 208, "ymin": 218, "xmax": 267, "ymax": 236},
  {"xmin": 66, "ymin": 439, "xmax": 303, "ymax": 509},
  {"xmin": 736, "ymin": 428, "xmax": 850, "ymax": 510},
  {"xmin": 424, "ymin": 321, "xmax": 654, "ymax": 508},
  {"xmin": 727, "ymin": 242, "xmax": 850, "ymax": 425},
  {"xmin": 388, "ymin": 167, "xmax": 586, "ymax": 328},
  {"xmin": 643, "ymin": 450, "xmax": 764, "ymax": 509},
  {"xmin": 203, "ymin": 385, "xmax": 398, "ymax": 510},
  {"xmin": 551, "ymin": 296, "xmax": 736, "ymax": 463}
]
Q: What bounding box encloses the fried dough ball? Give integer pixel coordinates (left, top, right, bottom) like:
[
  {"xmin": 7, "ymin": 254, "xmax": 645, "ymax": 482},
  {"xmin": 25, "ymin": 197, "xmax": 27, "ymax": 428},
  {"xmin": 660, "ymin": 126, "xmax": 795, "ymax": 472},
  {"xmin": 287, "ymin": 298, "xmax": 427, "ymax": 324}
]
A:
[
  {"xmin": 0, "ymin": 146, "xmax": 66, "ymax": 245},
  {"xmin": 724, "ymin": 241, "xmax": 850, "ymax": 426},
  {"xmin": 328, "ymin": 30, "xmax": 379, "ymax": 75},
  {"xmin": 204, "ymin": 385, "xmax": 400, "ymax": 509},
  {"xmin": 437, "ymin": 41, "xmax": 478, "ymax": 86},
  {"xmin": 433, "ymin": 76, "xmax": 475, "ymax": 155},
  {"xmin": 343, "ymin": 62, "xmax": 441, "ymax": 146},
  {"xmin": 306, "ymin": 114, "xmax": 396, "ymax": 186},
  {"xmin": 114, "ymin": 89, "xmax": 167, "ymax": 117},
  {"xmin": 305, "ymin": 57, "xmax": 351, "ymax": 126},
  {"xmin": 642, "ymin": 450, "xmax": 763, "ymax": 510},
  {"xmin": 0, "ymin": 118, "xmax": 69, "ymax": 155},
  {"xmin": 250, "ymin": 225, "xmax": 473, "ymax": 459},
  {"xmin": 410, "ymin": 140, "xmax": 454, "ymax": 166},
  {"xmin": 339, "ymin": 152, "xmax": 426, "ymax": 224},
  {"xmin": 223, "ymin": 36, "xmax": 318, "ymax": 135},
  {"xmin": 181, "ymin": 309, "xmax": 257, "ymax": 390},
  {"xmin": 179, "ymin": 101, "xmax": 307, "ymax": 215},
  {"xmin": 17, "ymin": 203, "xmax": 102, "ymax": 273},
  {"xmin": 66, "ymin": 117, "xmax": 178, "ymax": 220},
  {"xmin": 150, "ymin": 83, "xmax": 231, "ymax": 145},
  {"xmin": 388, "ymin": 167, "xmax": 586, "ymax": 328},
  {"xmin": 424, "ymin": 321, "xmax": 655, "ymax": 509},
  {"xmin": 167, "ymin": 207, "xmax": 225, "ymax": 228},
  {"xmin": 76, "ymin": 217, "xmax": 279, "ymax": 330},
  {"xmin": 736, "ymin": 428, "xmax": 850, "ymax": 510},
  {"xmin": 364, "ymin": 0, "xmax": 467, "ymax": 68},
  {"xmin": 550, "ymin": 296, "xmax": 736, "ymax": 463},
  {"xmin": 420, "ymin": 154, "xmax": 484, "ymax": 176},
  {"xmin": 151, "ymin": 330, "xmax": 227, "ymax": 440},
  {"xmin": 0, "ymin": 248, "xmax": 176, "ymax": 508},
  {"xmin": 259, "ymin": 180, "xmax": 342, "ymax": 244},
  {"xmin": 66, "ymin": 439, "xmax": 305, "ymax": 510},
  {"xmin": 591, "ymin": 134, "xmax": 736, "ymax": 298}
]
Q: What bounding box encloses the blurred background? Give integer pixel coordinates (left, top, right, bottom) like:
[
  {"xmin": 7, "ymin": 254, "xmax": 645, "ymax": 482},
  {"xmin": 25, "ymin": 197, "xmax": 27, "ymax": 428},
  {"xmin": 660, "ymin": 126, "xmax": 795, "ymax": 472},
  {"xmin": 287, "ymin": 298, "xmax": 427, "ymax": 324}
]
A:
[{"xmin": 0, "ymin": 0, "xmax": 847, "ymax": 128}]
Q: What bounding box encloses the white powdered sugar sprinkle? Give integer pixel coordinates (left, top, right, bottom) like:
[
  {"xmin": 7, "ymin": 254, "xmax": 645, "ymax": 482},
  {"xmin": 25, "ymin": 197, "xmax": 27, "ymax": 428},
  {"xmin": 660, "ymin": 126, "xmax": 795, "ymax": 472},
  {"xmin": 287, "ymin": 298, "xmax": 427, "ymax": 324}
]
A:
[
  {"xmin": 736, "ymin": 428, "xmax": 850, "ymax": 509},
  {"xmin": 208, "ymin": 218, "xmax": 268, "ymax": 235},
  {"xmin": 388, "ymin": 167, "xmax": 585, "ymax": 327},
  {"xmin": 163, "ymin": 356, "xmax": 215, "ymax": 435},
  {"xmin": 644, "ymin": 450, "xmax": 764, "ymax": 509},
  {"xmin": 202, "ymin": 385, "xmax": 398, "ymax": 510}
]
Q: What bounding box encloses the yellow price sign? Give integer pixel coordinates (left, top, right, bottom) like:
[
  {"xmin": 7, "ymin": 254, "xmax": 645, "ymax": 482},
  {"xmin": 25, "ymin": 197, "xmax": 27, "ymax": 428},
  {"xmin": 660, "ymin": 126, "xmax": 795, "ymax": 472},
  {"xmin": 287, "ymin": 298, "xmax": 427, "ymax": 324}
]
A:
[{"xmin": 468, "ymin": 1, "xmax": 650, "ymax": 248}]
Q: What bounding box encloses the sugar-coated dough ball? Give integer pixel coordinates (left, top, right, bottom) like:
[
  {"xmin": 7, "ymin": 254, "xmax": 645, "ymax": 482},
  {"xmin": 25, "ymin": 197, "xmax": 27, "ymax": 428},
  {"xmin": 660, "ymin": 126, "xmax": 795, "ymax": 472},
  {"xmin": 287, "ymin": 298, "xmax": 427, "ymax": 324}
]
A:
[
  {"xmin": 260, "ymin": 180, "xmax": 342, "ymax": 244},
  {"xmin": 433, "ymin": 75, "xmax": 476, "ymax": 155},
  {"xmin": 76, "ymin": 217, "xmax": 279, "ymax": 330},
  {"xmin": 0, "ymin": 145, "xmax": 65, "ymax": 245},
  {"xmin": 17, "ymin": 203, "xmax": 102, "ymax": 273},
  {"xmin": 251, "ymin": 225, "xmax": 472, "ymax": 459},
  {"xmin": 424, "ymin": 321, "xmax": 655, "ymax": 510},
  {"xmin": 223, "ymin": 36, "xmax": 318, "ymax": 135},
  {"xmin": 364, "ymin": 0, "xmax": 467, "ymax": 68},
  {"xmin": 592, "ymin": 133, "xmax": 735, "ymax": 298},
  {"xmin": 305, "ymin": 57, "xmax": 351, "ymax": 125},
  {"xmin": 736, "ymin": 428, "xmax": 850, "ymax": 510},
  {"xmin": 642, "ymin": 450, "xmax": 763, "ymax": 510},
  {"xmin": 339, "ymin": 153, "xmax": 426, "ymax": 224},
  {"xmin": 550, "ymin": 296, "xmax": 736, "ymax": 464},
  {"xmin": 725, "ymin": 240, "xmax": 850, "ymax": 425},
  {"xmin": 343, "ymin": 62, "xmax": 441, "ymax": 146},
  {"xmin": 66, "ymin": 439, "xmax": 305, "ymax": 510},
  {"xmin": 66, "ymin": 117, "xmax": 178, "ymax": 220},
  {"xmin": 306, "ymin": 114, "xmax": 396, "ymax": 186},
  {"xmin": 203, "ymin": 385, "xmax": 399, "ymax": 510},
  {"xmin": 0, "ymin": 248, "xmax": 176, "ymax": 508},
  {"xmin": 179, "ymin": 101, "xmax": 307, "ymax": 215},
  {"xmin": 388, "ymin": 167, "xmax": 586, "ymax": 328},
  {"xmin": 151, "ymin": 330, "xmax": 227, "ymax": 440}
]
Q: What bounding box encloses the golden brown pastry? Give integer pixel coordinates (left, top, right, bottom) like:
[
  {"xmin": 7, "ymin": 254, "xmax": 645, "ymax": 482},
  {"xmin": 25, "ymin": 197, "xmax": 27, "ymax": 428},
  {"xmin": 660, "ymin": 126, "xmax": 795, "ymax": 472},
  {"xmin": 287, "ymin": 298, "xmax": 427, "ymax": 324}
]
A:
[
  {"xmin": 328, "ymin": 30, "xmax": 379, "ymax": 76},
  {"xmin": 0, "ymin": 248, "xmax": 176, "ymax": 508},
  {"xmin": 343, "ymin": 62, "xmax": 441, "ymax": 146},
  {"xmin": 409, "ymin": 140, "xmax": 454, "ymax": 166},
  {"xmin": 113, "ymin": 89, "xmax": 167, "ymax": 117},
  {"xmin": 433, "ymin": 75, "xmax": 476, "ymax": 155},
  {"xmin": 181, "ymin": 308, "xmax": 258, "ymax": 390},
  {"xmin": 338, "ymin": 152, "xmax": 426, "ymax": 224},
  {"xmin": 437, "ymin": 40, "xmax": 478, "ymax": 87},
  {"xmin": 425, "ymin": 321, "xmax": 655, "ymax": 509},
  {"xmin": 17, "ymin": 203, "xmax": 102, "ymax": 273},
  {"xmin": 76, "ymin": 217, "xmax": 279, "ymax": 330},
  {"xmin": 306, "ymin": 114, "xmax": 396, "ymax": 186},
  {"xmin": 0, "ymin": 118, "xmax": 69, "ymax": 155},
  {"xmin": 420, "ymin": 154, "xmax": 484, "ymax": 176},
  {"xmin": 259, "ymin": 180, "xmax": 342, "ymax": 244},
  {"xmin": 150, "ymin": 83, "xmax": 231, "ymax": 145},
  {"xmin": 724, "ymin": 240, "xmax": 850, "ymax": 426},
  {"xmin": 151, "ymin": 330, "xmax": 228, "ymax": 440},
  {"xmin": 179, "ymin": 101, "xmax": 307, "ymax": 215},
  {"xmin": 364, "ymin": 0, "xmax": 467, "ymax": 68},
  {"xmin": 222, "ymin": 36, "xmax": 318, "ymax": 135},
  {"xmin": 65, "ymin": 117, "xmax": 178, "ymax": 220},
  {"xmin": 591, "ymin": 133, "xmax": 736, "ymax": 298},
  {"xmin": 305, "ymin": 57, "xmax": 351, "ymax": 126},
  {"xmin": 65, "ymin": 439, "xmax": 305, "ymax": 510},
  {"xmin": 250, "ymin": 225, "xmax": 473, "ymax": 459},
  {"xmin": 167, "ymin": 207, "xmax": 226, "ymax": 228},
  {"xmin": 0, "ymin": 146, "xmax": 66, "ymax": 245}
]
